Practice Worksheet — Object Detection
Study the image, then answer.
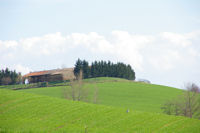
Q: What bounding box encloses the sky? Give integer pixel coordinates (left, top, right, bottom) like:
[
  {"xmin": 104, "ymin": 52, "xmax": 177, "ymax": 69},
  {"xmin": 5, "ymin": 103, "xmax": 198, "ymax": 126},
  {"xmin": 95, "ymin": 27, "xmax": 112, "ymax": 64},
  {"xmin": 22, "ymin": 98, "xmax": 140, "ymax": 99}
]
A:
[{"xmin": 0, "ymin": 0, "xmax": 200, "ymax": 88}]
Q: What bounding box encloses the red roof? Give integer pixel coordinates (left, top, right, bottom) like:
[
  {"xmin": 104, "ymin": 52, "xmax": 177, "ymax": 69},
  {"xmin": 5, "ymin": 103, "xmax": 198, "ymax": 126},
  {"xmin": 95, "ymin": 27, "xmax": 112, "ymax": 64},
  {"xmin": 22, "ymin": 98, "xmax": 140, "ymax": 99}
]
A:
[
  {"xmin": 23, "ymin": 68, "xmax": 74, "ymax": 78},
  {"xmin": 23, "ymin": 71, "xmax": 49, "ymax": 77}
]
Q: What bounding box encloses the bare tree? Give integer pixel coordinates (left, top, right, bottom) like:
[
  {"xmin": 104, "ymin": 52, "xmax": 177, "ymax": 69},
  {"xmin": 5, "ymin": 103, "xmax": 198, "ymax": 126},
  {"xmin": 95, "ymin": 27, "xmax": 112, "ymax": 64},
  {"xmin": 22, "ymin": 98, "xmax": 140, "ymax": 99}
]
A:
[
  {"xmin": 63, "ymin": 70, "xmax": 89, "ymax": 102},
  {"xmin": 161, "ymin": 83, "xmax": 200, "ymax": 119},
  {"xmin": 183, "ymin": 83, "xmax": 200, "ymax": 118},
  {"xmin": 63, "ymin": 70, "xmax": 99, "ymax": 104},
  {"xmin": 16, "ymin": 74, "xmax": 22, "ymax": 84}
]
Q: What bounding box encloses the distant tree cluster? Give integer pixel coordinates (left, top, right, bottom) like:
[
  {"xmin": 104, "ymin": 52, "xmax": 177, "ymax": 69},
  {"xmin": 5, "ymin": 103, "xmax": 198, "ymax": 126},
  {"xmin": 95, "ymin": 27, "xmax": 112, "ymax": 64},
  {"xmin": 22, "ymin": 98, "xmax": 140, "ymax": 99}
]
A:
[
  {"xmin": 0, "ymin": 68, "xmax": 22, "ymax": 85},
  {"xmin": 73, "ymin": 59, "xmax": 135, "ymax": 80}
]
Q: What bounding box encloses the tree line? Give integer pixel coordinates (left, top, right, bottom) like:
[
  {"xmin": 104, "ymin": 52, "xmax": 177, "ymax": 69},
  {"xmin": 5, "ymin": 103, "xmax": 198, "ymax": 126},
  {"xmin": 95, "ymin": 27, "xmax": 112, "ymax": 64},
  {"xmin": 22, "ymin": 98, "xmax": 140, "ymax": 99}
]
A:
[
  {"xmin": 0, "ymin": 68, "xmax": 22, "ymax": 85},
  {"xmin": 73, "ymin": 59, "xmax": 135, "ymax": 80}
]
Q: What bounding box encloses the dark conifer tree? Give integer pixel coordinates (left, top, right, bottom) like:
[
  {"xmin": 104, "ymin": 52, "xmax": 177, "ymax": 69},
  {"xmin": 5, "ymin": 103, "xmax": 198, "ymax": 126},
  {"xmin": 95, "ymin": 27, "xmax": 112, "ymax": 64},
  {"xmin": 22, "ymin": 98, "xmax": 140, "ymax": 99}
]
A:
[
  {"xmin": 73, "ymin": 59, "xmax": 82, "ymax": 78},
  {"xmin": 0, "ymin": 68, "xmax": 21, "ymax": 85},
  {"xmin": 82, "ymin": 60, "xmax": 90, "ymax": 78},
  {"xmin": 73, "ymin": 59, "xmax": 136, "ymax": 80}
]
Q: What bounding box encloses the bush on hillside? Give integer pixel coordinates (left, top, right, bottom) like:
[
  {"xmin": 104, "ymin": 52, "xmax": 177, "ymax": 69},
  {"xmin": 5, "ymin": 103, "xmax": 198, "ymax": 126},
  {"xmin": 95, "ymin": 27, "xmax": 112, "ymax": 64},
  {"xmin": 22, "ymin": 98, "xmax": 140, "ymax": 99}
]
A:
[
  {"xmin": 161, "ymin": 83, "xmax": 200, "ymax": 119},
  {"xmin": 37, "ymin": 82, "xmax": 48, "ymax": 87}
]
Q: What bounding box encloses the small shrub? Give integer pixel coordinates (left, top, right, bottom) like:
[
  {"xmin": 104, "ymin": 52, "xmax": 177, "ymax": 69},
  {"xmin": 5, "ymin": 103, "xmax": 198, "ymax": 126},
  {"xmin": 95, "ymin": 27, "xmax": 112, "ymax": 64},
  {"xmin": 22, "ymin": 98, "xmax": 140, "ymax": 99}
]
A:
[{"xmin": 37, "ymin": 82, "xmax": 48, "ymax": 87}]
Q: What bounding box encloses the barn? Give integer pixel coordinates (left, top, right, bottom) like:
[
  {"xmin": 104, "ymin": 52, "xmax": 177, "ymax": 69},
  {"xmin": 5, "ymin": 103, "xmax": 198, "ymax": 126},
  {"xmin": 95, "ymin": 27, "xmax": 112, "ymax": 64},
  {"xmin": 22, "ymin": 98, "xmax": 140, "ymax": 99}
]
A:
[{"xmin": 23, "ymin": 68, "xmax": 75, "ymax": 83}]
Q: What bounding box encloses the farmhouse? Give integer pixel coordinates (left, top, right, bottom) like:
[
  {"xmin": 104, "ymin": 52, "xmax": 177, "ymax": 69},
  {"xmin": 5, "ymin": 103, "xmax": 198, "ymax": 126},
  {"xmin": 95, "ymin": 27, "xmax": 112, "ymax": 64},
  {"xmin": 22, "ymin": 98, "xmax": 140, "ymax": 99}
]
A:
[{"xmin": 23, "ymin": 68, "xmax": 75, "ymax": 83}]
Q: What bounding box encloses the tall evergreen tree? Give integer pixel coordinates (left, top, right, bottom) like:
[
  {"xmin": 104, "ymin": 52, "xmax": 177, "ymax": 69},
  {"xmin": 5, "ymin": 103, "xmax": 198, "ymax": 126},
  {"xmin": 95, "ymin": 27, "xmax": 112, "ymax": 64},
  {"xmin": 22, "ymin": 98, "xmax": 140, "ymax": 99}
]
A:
[
  {"xmin": 73, "ymin": 59, "xmax": 136, "ymax": 80},
  {"xmin": 0, "ymin": 68, "xmax": 21, "ymax": 85},
  {"xmin": 73, "ymin": 59, "xmax": 82, "ymax": 78},
  {"xmin": 82, "ymin": 60, "xmax": 90, "ymax": 78}
]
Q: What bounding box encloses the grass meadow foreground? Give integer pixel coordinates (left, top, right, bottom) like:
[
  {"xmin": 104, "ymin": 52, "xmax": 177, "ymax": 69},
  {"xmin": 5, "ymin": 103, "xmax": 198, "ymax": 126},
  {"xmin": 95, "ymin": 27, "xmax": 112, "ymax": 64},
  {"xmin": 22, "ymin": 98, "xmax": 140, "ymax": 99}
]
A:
[
  {"xmin": 20, "ymin": 78, "xmax": 183, "ymax": 113},
  {"xmin": 1, "ymin": 89, "xmax": 200, "ymax": 132}
]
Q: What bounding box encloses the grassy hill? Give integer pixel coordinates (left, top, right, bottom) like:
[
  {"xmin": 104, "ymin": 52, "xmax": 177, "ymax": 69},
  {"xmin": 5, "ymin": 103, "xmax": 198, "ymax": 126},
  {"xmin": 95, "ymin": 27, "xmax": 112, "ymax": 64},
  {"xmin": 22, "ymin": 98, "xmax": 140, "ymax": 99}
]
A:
[
  {"xmin": 20, "ymin": 77, "xmax": 183, "ymax": 113},
  {"xmin": 1, "ymin": 89, "xmax": 200, "ymax": 133}
]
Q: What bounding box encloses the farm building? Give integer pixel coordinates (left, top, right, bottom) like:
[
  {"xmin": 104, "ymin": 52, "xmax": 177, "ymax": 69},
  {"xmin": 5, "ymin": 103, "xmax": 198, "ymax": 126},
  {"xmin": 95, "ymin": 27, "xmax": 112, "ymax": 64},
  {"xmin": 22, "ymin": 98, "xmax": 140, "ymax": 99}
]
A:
[{"xmin": 23, "ymin": 68, "xmax": 75, "ymax": 83}]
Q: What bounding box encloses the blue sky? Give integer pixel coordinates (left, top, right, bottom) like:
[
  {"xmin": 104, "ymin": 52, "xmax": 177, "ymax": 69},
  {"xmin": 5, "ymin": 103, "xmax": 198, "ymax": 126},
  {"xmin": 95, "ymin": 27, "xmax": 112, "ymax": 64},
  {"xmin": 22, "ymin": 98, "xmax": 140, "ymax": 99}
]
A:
[
  {"xmin": 1, "ymin": 0, "xmax": 200, "ymax": 40},
  {"xmin": 0, "ymin": 0, "xmax": 200, "ymax": 88}
]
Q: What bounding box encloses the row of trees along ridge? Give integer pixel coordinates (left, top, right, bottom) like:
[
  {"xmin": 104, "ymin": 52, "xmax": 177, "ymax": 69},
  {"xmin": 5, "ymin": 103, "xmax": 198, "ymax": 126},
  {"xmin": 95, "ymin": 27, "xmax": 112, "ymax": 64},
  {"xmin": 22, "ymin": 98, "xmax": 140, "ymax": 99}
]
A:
[
  {"xmin": 73, "ymin": 59, "xmax": 135, "ymax": 80},
  {"xmin": 0, "ymin": 68, "xmax": 22, "ymax": 85}
]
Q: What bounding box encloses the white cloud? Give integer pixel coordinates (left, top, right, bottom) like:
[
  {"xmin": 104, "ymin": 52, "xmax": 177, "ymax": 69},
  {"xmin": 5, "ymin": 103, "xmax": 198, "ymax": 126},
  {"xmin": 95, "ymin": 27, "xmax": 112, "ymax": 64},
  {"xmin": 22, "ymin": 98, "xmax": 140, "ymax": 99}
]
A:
[
  {"xmin": 19, "ymin": 32, "xmax": 68, "ymax": 56},
  {"xmin": 0, "ymin": 40, "xmax": 18, "ymax": 50},
  {"xmin": 109, "ymin": 31, "xmax": 155, "ymax": 71},
  {"xmin": 1, "ymin": 53, "xmax": 14, "ymax": 60},
  {"xmin": 4, "ymin": 40, "xmax": 18, "ymax": 48},
  {"xmin": 14, "ymin": 64, "xmax": 33, "ymax": 75},
  {"xmin": 0, "ymin": 30, "xmax": 200, "ymax": 87},
  {"xmin": 188, "ymin": 48, "xmax": 199, "ymax": 57},
  {"xmin": 161, "ymin": 32, "xmax": 191, "ymax": 47},
  {"xmin": 160, "ymin": 31, "xmax": 200, "ymax": 48},
  {"xmin": 69, "ymin": 32, "xmax": 113, "ymax": 53},
  {"xmin": 148, "ymin": 51, "xmax": 180, "ymax": 71}
]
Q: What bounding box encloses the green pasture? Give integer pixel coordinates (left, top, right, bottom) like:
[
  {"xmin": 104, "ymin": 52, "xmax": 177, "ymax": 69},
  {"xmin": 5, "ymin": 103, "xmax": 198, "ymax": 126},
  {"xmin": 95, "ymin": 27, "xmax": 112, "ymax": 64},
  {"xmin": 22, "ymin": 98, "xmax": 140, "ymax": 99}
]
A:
[
  {"xmin": 0, "ymin": 89, "xmax": 199, "ymax": 133},
  {"xmin": 20, "ymin": 77, "xmax": 183, "ymax": 113}
]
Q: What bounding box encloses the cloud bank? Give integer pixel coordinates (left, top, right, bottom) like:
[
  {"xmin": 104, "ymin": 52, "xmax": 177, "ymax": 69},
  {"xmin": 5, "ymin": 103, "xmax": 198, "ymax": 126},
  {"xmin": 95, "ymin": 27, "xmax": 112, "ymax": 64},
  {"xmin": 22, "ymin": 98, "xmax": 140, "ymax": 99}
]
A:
[{"xmin": 0, "ymin": 31, "xmax": 200, "ymax": 88}]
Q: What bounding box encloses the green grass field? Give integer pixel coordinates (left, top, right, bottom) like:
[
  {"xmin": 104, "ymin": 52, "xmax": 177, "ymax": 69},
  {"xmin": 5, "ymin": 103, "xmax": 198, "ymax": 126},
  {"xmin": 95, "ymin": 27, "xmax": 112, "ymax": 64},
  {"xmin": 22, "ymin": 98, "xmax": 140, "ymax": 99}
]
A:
[
  {"xmin": 1, "ymin": 89, "xmax": 200, "ymax": 133},
  {"xmin": 20, "ymin": 77, "xmax": 183, "ymax": 113}
]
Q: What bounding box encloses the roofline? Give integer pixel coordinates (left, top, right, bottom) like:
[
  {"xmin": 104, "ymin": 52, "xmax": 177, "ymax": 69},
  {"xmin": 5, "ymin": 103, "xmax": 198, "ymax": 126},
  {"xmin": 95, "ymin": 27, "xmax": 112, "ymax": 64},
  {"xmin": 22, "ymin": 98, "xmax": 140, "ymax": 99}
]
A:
[{"xmin": 23, "ymin": 67, "xmax": 74, "ymax": 78}]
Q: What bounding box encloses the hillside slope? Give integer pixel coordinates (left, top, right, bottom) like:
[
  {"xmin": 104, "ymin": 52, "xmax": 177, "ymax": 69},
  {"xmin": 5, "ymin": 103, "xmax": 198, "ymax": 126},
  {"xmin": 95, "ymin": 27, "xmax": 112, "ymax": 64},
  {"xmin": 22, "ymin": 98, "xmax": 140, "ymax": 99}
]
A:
[
  {"xmin": 1, "ymin": 89, "xmax": 200, "ymax": 133},
  {"xmin": 20, "ymin": 78, "xmax": 183, "ymax": 112}
]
